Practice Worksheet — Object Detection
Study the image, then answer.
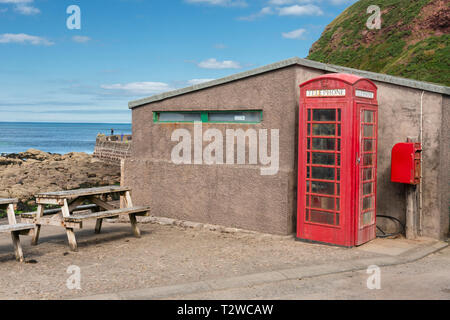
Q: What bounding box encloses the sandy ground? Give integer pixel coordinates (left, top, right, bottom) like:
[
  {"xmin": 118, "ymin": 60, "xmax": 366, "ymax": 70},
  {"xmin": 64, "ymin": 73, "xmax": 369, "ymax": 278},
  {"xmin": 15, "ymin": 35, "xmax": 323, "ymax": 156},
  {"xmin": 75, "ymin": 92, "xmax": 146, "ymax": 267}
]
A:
[{"xmin": 0, "ymin": 219, "xmax": 385, "ymax": 300}]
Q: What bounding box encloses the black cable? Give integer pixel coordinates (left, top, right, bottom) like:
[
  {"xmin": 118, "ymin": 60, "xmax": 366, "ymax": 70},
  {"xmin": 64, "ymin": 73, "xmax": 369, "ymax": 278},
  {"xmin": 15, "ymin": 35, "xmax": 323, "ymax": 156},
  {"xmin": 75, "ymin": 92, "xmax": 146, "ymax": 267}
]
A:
[{"xmin": 376, "ymin": 214, "xmax": 405, "ymax": 238}]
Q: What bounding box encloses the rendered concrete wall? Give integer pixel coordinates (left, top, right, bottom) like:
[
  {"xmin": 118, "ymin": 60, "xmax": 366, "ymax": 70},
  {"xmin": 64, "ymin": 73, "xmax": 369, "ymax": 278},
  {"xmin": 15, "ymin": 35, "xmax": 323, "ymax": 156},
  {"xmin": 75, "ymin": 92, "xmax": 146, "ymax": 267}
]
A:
[
  {"xmin": 126, "ymin": 66, "xmax": 302, "ymax": 234},
  {"xmin": 370, "ymin": 83, "xmax": 446, "ymax": 238},
  {"xmin": 126, "ymin": 65, "xmax": 449, "ymax": 239}
]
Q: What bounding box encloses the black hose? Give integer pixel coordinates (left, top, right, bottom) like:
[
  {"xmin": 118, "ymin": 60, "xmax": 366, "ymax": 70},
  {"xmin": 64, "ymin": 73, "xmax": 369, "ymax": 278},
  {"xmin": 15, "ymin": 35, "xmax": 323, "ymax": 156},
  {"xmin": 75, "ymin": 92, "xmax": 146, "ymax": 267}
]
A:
[{"xmin": 376, "ymin": 214, "xmax": 405, "ymax": 238}]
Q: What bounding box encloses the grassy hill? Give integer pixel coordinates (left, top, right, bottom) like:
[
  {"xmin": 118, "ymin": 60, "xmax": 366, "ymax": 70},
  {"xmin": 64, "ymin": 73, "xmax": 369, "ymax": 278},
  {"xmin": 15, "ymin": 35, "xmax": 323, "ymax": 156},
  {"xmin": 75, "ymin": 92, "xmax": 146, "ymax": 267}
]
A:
[{"xmin": 307, "ymin": 0, "xmax": 449, "ymax": 86}]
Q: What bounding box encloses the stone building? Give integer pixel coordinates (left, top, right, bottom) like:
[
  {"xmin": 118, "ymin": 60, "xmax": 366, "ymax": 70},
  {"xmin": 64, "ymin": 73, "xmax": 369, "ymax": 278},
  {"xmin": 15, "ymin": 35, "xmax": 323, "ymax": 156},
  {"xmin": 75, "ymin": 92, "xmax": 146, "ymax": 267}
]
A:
[{"xmin": 124, "ymin": 57, "xmax": 449, "ymax": 240}]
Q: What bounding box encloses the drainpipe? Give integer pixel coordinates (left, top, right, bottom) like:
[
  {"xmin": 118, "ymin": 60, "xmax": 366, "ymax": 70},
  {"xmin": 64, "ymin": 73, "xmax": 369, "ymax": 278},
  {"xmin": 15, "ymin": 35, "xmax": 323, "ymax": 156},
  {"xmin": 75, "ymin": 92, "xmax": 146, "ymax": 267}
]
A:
[{"xmin": 419, "ymin": 91, "xmax": 424, "ymax": 236}]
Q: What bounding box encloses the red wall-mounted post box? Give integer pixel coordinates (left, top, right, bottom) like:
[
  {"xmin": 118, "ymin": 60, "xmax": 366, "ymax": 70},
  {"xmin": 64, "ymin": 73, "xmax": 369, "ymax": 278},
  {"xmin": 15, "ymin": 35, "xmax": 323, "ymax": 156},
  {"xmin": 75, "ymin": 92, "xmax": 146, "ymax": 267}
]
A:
[{"xmin": 391, "ymin": 143, "xmax": 422, "ymax": 185}]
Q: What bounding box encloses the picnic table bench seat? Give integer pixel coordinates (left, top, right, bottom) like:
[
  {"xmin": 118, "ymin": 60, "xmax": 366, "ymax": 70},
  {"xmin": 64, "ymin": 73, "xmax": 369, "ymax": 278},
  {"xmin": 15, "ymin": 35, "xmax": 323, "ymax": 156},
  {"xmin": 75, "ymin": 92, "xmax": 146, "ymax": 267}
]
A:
[
  {"xmin": 0, "ymin": 223, "xmax": 35, "ymax": 233},
  {"xmin": 64, "ymin": 206, "xmax": 150, "ymax": 223},
  {"xmin": 0, "ymin": 198, "xmax": 35, "ymax": 262}
]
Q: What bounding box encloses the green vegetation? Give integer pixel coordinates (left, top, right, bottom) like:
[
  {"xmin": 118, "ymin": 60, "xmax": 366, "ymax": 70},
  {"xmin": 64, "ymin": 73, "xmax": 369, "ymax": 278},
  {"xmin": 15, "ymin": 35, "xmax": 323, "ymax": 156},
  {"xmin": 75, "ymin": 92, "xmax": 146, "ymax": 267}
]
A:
[{"xmin": 308, "ymin": 0, "xmax": 450, "ymax": 86}]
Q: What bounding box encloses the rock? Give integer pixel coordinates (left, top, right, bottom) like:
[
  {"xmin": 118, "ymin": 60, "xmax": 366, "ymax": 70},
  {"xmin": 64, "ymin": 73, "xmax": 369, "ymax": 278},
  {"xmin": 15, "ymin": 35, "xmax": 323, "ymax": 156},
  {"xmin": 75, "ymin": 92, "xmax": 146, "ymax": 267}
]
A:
[
  {"xmin": 19, "ymin": 149, "xmax": 52, "ymax": 161},
  {"xmin": 0, "ymin": 156, "xmax": 22, "ymax": 166},
  {"xmin": 0, "ymin": 150, "xmax": 120, "ymax": 210}
]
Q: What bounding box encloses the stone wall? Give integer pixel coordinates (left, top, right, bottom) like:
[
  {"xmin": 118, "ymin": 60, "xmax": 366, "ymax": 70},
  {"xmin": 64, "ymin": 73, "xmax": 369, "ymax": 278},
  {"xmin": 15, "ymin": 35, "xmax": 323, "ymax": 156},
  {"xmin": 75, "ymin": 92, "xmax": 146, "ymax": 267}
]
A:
[{"xmin": 94, "ymin": 135, "xmax": 132, "ymax": 165}]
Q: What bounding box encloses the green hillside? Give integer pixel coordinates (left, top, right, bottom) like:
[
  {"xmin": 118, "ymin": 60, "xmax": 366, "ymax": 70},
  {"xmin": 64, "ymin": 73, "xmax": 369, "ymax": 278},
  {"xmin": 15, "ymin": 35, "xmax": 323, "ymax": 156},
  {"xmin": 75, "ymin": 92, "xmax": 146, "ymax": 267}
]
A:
[{"xmin": 307, "ymin": 0, "xmax": 450, "ymax": 86}]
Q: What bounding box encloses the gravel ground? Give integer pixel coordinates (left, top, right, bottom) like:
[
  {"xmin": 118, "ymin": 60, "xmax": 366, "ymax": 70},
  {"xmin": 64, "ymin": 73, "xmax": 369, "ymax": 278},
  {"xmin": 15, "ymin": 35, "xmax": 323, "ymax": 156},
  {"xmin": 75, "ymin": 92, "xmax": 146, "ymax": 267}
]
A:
[{"xmin": 0, "ymin": 219, "xmax": 388, "ymax": 299}]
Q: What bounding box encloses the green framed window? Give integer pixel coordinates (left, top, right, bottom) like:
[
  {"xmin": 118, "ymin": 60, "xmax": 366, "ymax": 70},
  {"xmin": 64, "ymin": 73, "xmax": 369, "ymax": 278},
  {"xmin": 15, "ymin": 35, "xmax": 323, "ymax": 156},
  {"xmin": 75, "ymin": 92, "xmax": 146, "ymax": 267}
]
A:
[{"xmin": 153, "ymin": 110, "xmax": 263, "ymax": 123}]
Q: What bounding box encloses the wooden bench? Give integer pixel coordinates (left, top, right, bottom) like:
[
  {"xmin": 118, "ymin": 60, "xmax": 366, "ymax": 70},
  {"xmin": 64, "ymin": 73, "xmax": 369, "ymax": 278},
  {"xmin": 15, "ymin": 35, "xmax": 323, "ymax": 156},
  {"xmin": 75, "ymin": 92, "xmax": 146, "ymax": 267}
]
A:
[
  {"xmin": 0, "ymin": 198, "xmax": 35, "ymax": 262},
  {"xmin": 64, "ymin": 206, "xmax": 150, "ymax": 236},
  {"xmin": 64, "ymin": 206, "xmax": 150, "ymax": 223}
]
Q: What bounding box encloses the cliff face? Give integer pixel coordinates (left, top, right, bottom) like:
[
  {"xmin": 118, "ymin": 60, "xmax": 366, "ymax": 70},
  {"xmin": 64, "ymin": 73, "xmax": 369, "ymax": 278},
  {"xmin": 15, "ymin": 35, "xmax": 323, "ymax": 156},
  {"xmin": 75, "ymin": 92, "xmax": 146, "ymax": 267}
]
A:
[
  {"xmin": 308, "ymin": 0, "xmax": 449, "ymax": 86},
  {"xmin": 0, "ymin": 149, "xmax": 120, "ymax": 211}
]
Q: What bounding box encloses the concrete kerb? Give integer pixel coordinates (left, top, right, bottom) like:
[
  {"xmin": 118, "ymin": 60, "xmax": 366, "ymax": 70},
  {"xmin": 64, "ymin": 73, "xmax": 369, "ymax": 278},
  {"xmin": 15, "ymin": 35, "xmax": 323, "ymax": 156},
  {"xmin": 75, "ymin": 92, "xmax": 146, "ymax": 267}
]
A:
[{"xmin": 76, "ymin": 237, "xmax": 448, "ymax": 300}]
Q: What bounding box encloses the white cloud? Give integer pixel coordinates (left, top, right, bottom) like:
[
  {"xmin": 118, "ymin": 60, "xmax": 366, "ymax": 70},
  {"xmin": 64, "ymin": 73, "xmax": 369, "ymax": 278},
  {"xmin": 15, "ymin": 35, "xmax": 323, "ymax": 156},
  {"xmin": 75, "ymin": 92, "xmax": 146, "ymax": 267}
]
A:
[
  {"xmin": 240, "ymin": 1, "xmax": 322, "ymax": 21},
  {"xmin": 0, "ymin": 33, "xmax": 53, "ymax": 45},
  {"xmin": 214, "ymin": 43, "xmax": 227, "ymax": 49},
  {"xmin": 269, "ymin": 0, "xmax": 317, "ymax": 5},
  {"xmin": 0, "ymin": 0, "xmax": 32, "ymax": 3},
  {"xmin": 278, "ymin": 4, "xmax": 323, "ymax": 16},
  {"xmin": 282, "ymin": 28, "xmax": 307, "ymax": 39},
  {"xmin": 188, "ymin": 79, "xmax": 216, "ymax": 85},
  {"xmin": 101, "ymin": 82, "xmax": 173, "ymax": 95},
  {"xmin": 238, "ymin": 6, "xmax": 273, "ymax": 21},
  {"xmin": 14, "ymin": 3, "xmax": 39, "ymax": 15},
  {"xmin": 197, "ymin": 58, "xmax": 242, "ymax": 69},
  {"xmin": 0, "ymin": 0, "xmax": 39, "ymax": 15},
  {"xmin": 329, "ymin": 0, "xmax": 358, "ymax": 5},
  {"xmin": 268, "ymin": 0, "xmax": 294, "ymax": 4},
  {"xmin": 72, "ymin": 36, "xmax": 91, "ymax": 43},
  {"xmin": 185, "ymin": 0, "xmax": 247, "ymax": 7}
]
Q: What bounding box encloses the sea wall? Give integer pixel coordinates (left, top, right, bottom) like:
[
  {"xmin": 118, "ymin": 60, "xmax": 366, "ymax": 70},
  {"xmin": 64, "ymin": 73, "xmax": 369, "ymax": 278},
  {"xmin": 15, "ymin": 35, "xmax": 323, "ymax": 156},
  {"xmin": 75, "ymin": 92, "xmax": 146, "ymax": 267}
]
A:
[{"xmin": 93, "ymin": 135, "xmax": 132, "ymax": 165}]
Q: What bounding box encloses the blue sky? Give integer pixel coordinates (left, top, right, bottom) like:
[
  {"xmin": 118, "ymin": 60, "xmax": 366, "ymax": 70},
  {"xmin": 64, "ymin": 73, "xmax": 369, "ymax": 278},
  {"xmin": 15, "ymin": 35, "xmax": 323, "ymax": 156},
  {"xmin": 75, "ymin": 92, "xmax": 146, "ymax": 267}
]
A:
[{"xmin": 0, "ymin": 0, "xmax": 357, "ymax": 123}]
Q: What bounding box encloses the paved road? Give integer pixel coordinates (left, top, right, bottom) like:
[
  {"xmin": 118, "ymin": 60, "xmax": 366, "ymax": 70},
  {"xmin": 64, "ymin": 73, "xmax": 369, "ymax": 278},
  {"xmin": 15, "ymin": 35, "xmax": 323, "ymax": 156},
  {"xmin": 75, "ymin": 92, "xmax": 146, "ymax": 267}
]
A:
[{"xmin": 167, "ymin": 246, "xmax": 450, "ymax": 300}]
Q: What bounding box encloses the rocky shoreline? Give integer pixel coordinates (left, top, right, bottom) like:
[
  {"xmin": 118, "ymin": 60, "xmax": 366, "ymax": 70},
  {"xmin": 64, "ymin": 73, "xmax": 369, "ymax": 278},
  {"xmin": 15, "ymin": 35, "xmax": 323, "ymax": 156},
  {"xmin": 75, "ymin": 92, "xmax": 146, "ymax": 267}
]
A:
[{"xmin": 0, "ymin": 149, "xmax": 121, "ymax": 211}]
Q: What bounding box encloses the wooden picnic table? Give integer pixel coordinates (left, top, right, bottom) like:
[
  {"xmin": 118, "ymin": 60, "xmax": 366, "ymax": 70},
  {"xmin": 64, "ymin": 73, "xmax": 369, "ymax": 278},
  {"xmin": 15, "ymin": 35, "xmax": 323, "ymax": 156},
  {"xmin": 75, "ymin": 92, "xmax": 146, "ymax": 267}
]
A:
[{"xmin": 22, "ymin": 186, "xmax": 149, "ymax": 251}]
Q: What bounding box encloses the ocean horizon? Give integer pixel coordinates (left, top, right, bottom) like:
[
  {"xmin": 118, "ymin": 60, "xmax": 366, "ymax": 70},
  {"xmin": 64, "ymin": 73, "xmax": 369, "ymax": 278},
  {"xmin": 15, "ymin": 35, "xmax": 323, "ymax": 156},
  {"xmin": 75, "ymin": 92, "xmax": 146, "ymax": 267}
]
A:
[{"xmin": 0, "ymin": 122, "xmax": 132, "ymax": 155}]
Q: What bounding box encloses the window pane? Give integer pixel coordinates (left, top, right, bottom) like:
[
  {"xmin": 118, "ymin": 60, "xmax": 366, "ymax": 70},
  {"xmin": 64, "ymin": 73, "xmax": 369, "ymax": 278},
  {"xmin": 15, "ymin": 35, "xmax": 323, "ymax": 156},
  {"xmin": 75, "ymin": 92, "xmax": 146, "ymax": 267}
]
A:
[
  {"xmin": 159, "ymin": 112, "xmax": 201, "ymax": 122},
  {"xmin": 310, "ymin": 196, "xmax": 335, "ymax": 210},
  {"xmin": 312, "ymin": 124, "xmax": 335, "ymax": 136},
  {"xmin": 363, "ymin": 125, "xmax": 374, "ymax": 137},
  {"xmin": 364, "ymin": 111, "xmax": 375, "ymax": 123},
  {"xmin": 336, "ymin": 198, "xmax": 340, "ymax": 211},
  {"xmin": 364, "ymin": 140, "xmax": 375, "ymax": 152},
  {"xmin": 312, "ymin": 153, "xmax": 335, "ymax": 165},
  {"xmin": 363, "ymin": 168, "xmax": 373, "ymax": 181},
  {"xmin": 363, "ymin": 183, "xmax": 373, "ymax": 195},
  {"xmin": 311, "ymin": 181, "xmax": 335, "ymax": 195},
  {"xmin": 313, "ymin": 109, "xmax": 336, "ymax": 121},
  {"xmin": 362, "ymin": 211, "xmax": 373, "ymax": 226},
  {"xmin": 363, "ymin": 196, "xmax": 374, "ymax": 210},
  {"xmin": 310, "ymin": 210, "xmax": 336, "ymax": 225},
  {"xmin": 363, "ymin": 154, "xmax": 373, "ymax": 166},
  {"xmin": 311, "ymin": 167, "xmax": 335, "ymax": 180},
  {"xmin": 208, "ymin": 111, "xmax": 260, "ymax": 122},
  {"xmin": 312, "ymin": 138, "xmax": 335, "ymax": 150}
]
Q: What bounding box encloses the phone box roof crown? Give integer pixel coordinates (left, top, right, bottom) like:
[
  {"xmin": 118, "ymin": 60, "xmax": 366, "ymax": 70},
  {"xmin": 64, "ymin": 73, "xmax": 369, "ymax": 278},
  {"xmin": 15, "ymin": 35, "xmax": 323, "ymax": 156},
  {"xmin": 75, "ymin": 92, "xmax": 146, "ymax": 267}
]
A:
[{"xmin": 300, "ymin": 73, "xmax": 378, "ymax": 102}]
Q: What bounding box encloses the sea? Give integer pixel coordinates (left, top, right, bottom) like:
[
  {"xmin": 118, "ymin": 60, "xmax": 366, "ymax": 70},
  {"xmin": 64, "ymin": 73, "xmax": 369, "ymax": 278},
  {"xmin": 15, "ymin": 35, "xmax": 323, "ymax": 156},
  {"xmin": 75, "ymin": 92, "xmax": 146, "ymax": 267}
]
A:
[{"xmin": 0, "ymin": 122, "xmax": 132, "ymax": 155}]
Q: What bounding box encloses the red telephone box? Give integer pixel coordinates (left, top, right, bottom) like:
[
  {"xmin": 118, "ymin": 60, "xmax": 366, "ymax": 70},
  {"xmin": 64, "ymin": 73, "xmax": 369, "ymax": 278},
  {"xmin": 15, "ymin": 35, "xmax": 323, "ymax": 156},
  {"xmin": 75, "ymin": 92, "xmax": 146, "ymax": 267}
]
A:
[{"xmin": 297, "ymin": 74, "xmax": 378, "ymax": 247}]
